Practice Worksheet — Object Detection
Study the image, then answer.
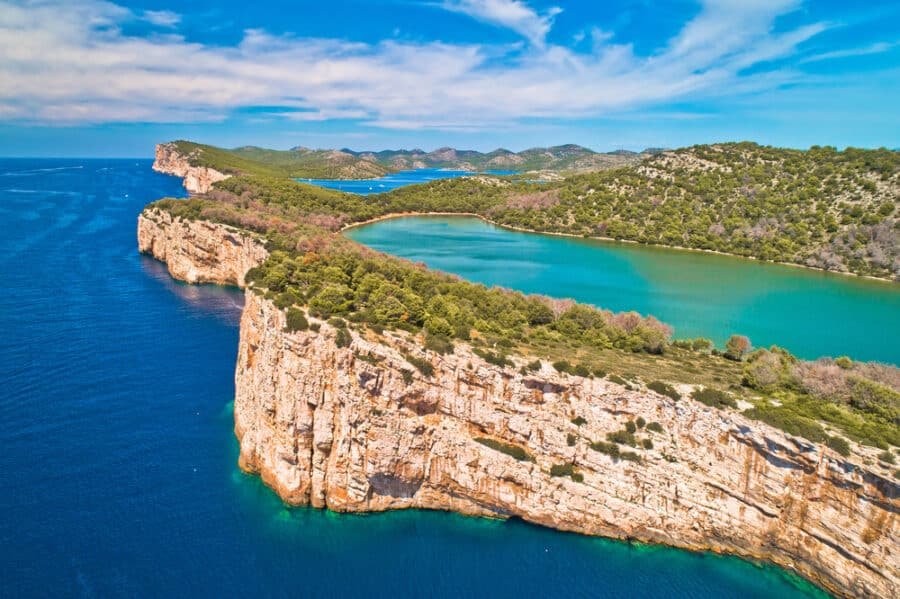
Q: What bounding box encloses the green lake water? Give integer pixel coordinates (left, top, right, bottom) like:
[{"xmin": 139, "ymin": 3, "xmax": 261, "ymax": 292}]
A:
[{"xmin": 346, "ymin": 216, "xmax": 900, "ymax": 365}]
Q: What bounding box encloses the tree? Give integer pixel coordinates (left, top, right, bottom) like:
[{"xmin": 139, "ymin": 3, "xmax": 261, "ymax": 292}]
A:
[{"xmin": 725, "ymin": 335, "xmax": 751, "ymax": 361}]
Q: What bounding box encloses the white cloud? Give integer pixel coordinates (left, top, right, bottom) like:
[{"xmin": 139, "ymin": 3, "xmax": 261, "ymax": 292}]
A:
[
  {"xmin": 440, "ymin": 0, "xmax": 561, "ymax": 46},
  {"xmin": 142, "ymin": 10, "xmax": 180, "ymax": 28},
  {"xmin": 0, "ymin": 0, "xmax": 833, "ymax": 129}
]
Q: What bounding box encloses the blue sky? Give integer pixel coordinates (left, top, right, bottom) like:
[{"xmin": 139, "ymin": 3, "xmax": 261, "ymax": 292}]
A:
[{"xmin": 1, "ymin": 0, "xmax": 898, "ymax": 156}]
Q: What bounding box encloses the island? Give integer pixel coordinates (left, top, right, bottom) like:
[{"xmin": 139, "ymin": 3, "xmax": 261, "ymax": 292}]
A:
[{"xmin": 141, "ymin": 141, "xmax": 898, "ymax": 598}]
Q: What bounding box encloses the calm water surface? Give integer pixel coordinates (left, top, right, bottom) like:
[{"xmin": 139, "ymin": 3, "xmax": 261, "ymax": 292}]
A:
[
  {"xmin": 346, "ymin": 216, "xmax": 900, "ymax": 364},
  {"xmin": 303, "ymin": 168, "xmax": 514, "ymax": 194},
  {"xmin": 0, "ymin": 159, "xmax": 828, "ymax": 597}
]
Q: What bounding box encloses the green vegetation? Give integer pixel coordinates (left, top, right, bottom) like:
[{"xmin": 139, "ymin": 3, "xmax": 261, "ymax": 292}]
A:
[
  {"xmin": 473, "ymin": 437, "xmax": 533, "ymax": 462},
  {"xmin": 691, "ymin": 387, "xmax": 738, "ymax": 409},
  {"xmin": 647, "ymin": 380, "xmax": 681, "ymax": 401},
  {"xmin": 404, "ymin": 353, "xmax": 435, "ymax": 377},
  {"xmin": 571, "ymin": 416, "xmax": 587, "ymax": 426},
  {"xmin": 550, "ymin": 463, "xmax": 584, "ymax": 482},
  {"xmin": 284, "ymin": 307, "xmax": 309, "ymax": 332},
  {"xmin": 589, "ymin": 440, "xmax": 641, "ymax": 462},
  {"xmin": 567, "ymin": 433, "xmax": 577, "ymax": 447},
  {"xmin": 646, "ymin": 421, "xmax": 664, "ymax": 433}
]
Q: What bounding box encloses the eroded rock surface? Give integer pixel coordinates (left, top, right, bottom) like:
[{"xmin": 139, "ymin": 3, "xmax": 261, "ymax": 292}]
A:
[{"xmin": 137, "ymin": 208, "xmax": 267, "ymax": 287}]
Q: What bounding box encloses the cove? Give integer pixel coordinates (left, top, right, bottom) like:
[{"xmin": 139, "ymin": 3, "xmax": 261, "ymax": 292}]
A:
[
  {"xmin": 0, "ymin": 159, "xmax": 826, "ymax": 597},
  {"xmin": 345, "ymin": 215, "xmax": 900, "ymax": 364},
  {"xmin": 302, "ymin": 168, "xmax": 514, "ymax": 194}
]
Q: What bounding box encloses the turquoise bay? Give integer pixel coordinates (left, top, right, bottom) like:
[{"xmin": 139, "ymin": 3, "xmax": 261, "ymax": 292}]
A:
[{"xmin": 346, "ymin": 216, "xmax": 900, "ymax": 365}]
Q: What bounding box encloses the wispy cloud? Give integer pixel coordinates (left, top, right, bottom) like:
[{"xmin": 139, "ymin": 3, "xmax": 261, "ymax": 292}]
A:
[
  {"xmin": 0, "ymin": 0, "xmax": 835, "ymax": 129},
  {"xmin": 439, "ymin": 0, "xmax": 561, "ymax": 46},
  {"xmin": 800, "ymin": 41, "xmax": 899, "ymax": 63}
]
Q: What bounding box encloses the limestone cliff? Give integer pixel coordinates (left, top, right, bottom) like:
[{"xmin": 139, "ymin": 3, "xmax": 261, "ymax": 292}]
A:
[
  {"xmin": 137, "ymin": 208, "xmax": 267, "ymax": 287},
  {"xmin": 139, "ymin": 212, "xmax": 898, "ymax": 599},
  {"xmin": 153, "ymin": 142, "xmax": 231, "ymax": 194}
]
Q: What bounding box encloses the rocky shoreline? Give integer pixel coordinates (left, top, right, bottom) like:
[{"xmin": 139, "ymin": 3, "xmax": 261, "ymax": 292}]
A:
[{"xmin": 138, "ymin": 208, "xmax": 898, "ymax": 598}]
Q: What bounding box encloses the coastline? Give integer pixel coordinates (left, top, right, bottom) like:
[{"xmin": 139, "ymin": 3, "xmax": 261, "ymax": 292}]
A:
[{"xmin": 341, "ymin": 212, "xmax": 897, "ymax": 285}]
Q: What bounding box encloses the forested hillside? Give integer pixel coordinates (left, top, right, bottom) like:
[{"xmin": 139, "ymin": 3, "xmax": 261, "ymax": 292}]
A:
[
  {"xmin": 486, "ymin": 143, "xmax": 898, "ymax": 279},
  {"xmin": 164, "ymin": 141, "xmax": 898, "ymax": 279}
]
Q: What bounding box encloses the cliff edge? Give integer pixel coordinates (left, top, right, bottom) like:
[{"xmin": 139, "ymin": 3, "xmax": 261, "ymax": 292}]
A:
[
  {"xmin": 138, "ymin": 209, "xmax": 898, "ymax": 598},
  {"xmin": 153, "ymin": 142, "xmax": 231, "ymax": 194}
]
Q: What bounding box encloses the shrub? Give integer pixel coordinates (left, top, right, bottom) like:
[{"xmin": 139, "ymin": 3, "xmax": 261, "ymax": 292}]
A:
[
  {"xmin": 571, "ymin": 416, "xmax": 587, "ymax": 426},
  {"xmin": 636, "ymin": 417, "xmax": 646, "ymax": 428},
  {"xmin": 646, "ymin": 421, "xmax": 664, "ymax": 433},
  {"xmin": 691, "ymin": 387, "xmax": 737, "ymax": 409},
  {"xmin": 725, "ymin": 335, "xmax": 751, "ymax": 361},
  {"xmin": 835, "ymin": 356, "xmax": 853, "ymax": 369},
  {"xmin": 567, "ymin": 433, "xmax": 577, "ymax": 446},
  {"xmin": 404, "ymin": 353, "xmax": 434, "ymax": 377},
  {"xmin": 572, "ymin": 363, "xmax": 591, "ymax": 377},
  {"xmin": 625, "ymin": 421, "xmax": 637, "ymax": 434},
  {"xmin": 607, "ymin": 430, "xmax": 637, "ymax": 447},
  {"xmin": 334, "ymin": 327, "xmax": 352, "ymax": 348},
  {"xmin": 473, "ymin": 348, "xmax": 513, "ymax": 368},
  {"xmin": 309, "ymin": 322, "xmax": 321, "ymax": 332},
  {"xmin": 524, "ymin": 359, "xmax": 542, "ymax": 373},
  {"xmin": 744, "ymin": 405, "xmax": 827, "ymax": 443},
  {"xmin": 620, "ymin": 451, "xmax": 641, "ymax": 462},
  {"xmin": 589, "ymin": 441, "xmax": 620, "ymax": 458},
  {"xmin": 285, "ymin": 307, "xmax": 309, "ymax": 332},
  {"xmin": 608, "ymin": 374, "xmax": 629, "ymax": 387},
  {"xmin": 550, "ymin": 463, "xmax": 580, "ymax": 480},
  {"xmin": 553, "ymin": 360, "xmax": 572, "ymax": 373},
  {"xmin": 878, "ymin": 450, "xmax": 896, "ymax": 464},
  {"xmin": 424, "ymin": 333, "xmax": 454, "ymax": 355},
  {"xmin": 642, "ymin": 438, "xmax": 653, "ymax": 450},
  {"xmin": 647, "ymin": 380, "xmax": 680, "ymax": 401},
  {"xmin": 826, "ymin": 435, "xmax": 851, "ymax": 457},
  {"xmin": 592, "ymin": 367, "xmax": 607, "ymax": 378},
  {"xmin": 474, "ymin": 437, "xmax": 533, "ymax": 461},
  {"xmin": 550, "ymin": 464, "xmax": 575, "ymax": 476},
  {"xmin": 400, "ymin": 369, "xmax": 414, "ymax": 385}
]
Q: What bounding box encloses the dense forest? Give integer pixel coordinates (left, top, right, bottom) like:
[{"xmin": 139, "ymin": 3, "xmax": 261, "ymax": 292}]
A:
[{"xmin": 149, "ymin": 142, "xmax": 900, "ymax": 457}]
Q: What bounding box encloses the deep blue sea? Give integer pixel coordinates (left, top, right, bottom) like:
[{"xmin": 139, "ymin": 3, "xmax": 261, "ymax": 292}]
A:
[
  {"xmin": 0, "ymin": 159, "xmax": 828, "ymax": 597},
  {"xmin": 302, "ymin": 168, "xmax": 515, "ymax": 194}
]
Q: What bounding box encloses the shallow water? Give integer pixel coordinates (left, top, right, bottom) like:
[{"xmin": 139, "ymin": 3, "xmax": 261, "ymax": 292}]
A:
[
  {"xmin": 0, "ymin": 159, "xmax": 828, "ymax": 597},
  {"xmin": 346, "ymin": 216, "xmax": 900, "ymax": 364},
  {"xmin": 302, "ymin": 167, "xmax": 514, "ymax": 194}
]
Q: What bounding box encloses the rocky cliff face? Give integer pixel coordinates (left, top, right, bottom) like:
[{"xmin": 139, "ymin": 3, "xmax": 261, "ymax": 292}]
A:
[
  {"xmin": 153, "ymin": 143, "xmax": 231, "ymax": 194},
  {"xmin": 139, "ymin": 212, "xmax": 898, "ymax": 599},
  {"xmin": 137, "ymin": 208, "xmax": 267, "ymax": 287}
]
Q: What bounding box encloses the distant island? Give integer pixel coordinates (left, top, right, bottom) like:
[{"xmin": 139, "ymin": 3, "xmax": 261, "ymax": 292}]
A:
[
  {"xmin": 155, "ymin": 140, "xmax": 652, "ymax": 182},
  {"xmin": 142, "ymin": 140, "xmax": 898, "ymax": 598}
]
